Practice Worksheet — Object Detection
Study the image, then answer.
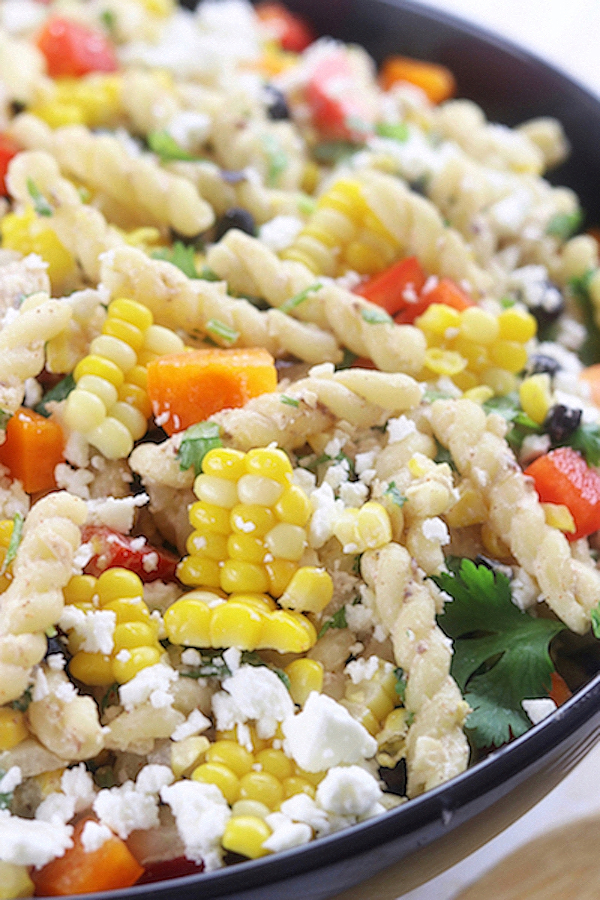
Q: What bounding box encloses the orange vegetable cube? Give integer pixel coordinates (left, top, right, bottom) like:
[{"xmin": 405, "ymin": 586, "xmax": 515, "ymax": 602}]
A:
[
  {"xmin": 380, "ymin": 55, "xmax": 456, "ymax": 104},
  {"xmin": 146, "ymin": 347, "xmax": 278, "ymax": 435},
  {"xmin": 0, "ymin": 408, "xmax": 64, "ymax": 494}
]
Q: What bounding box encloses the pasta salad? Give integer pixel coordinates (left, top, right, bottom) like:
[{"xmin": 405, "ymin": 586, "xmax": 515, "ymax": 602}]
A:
[{"xmin": 0, "ymin": 0, "xmax": 600, "ymax": 894}]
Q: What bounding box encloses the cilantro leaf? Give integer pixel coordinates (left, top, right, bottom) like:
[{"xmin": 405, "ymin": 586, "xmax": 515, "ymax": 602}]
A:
[
  {"xmin": 385, "ymin": 481, "xmax": 407, "ymax": 507},
  {"xmin": 240, "ymin": 650, "xmax": 291, "ymax": 690},
  {"xmin": 205, "ymin": 318, "xmax": 239, "ymax": 346},
  {"xmin": 318, "ymin": 606, "xmax": 347, "ymax": 639},
  {"xmin": 569, "ymin": 270, "xmax": 600, "ymax": 365},
  {"xmin": 27, "ymin": 178, "xmax": 52, "ymax": 216},
  {"xmin": 147, "ymin": 129, "xmax": 203, "ymax": 163},
  {"xmin": 546, "ymin": 210, "xmax": 582, "ymax": 241},
  {"xmin": 35, "ymin": 374, "xmax": 76, "ymax": 417},
  {"xmin": 434, "ymin": 559, "xmax": 564, "ymax": 748},
  {"xmin": 177, "ymin": 422, "xmax": 222, "ymax": 475},
  {"xmin": 0, "ymin": 409, "xmax": 11, "ymax": 431},
  {"xmin": 394, "ymin": 667, "xmax": 407, "ymax": 701},
  {"xmin": 592, "ymin": 603, "xmax": 600, "ymax": 640},
  {"xmin": 434, "ymin": 439, "xmax": 457, "ymax": 472},
  {"xmin": 361, "ymin": 307, "xmax": 393, "ymax": 325},
  {"xmin": 567, "ymin": 422, "xmax": 600, "ymax": 467},
  {"xmin": 279, "ymin": 283, "xmax": 322, "ymax": 315},
  {"xmin": 0, "ymin": 512, "xmax": 23, "ymax": 576},
  {"xmin": 181, "ymin": 652, "xmax": 231, "ymax": 680},
  {"xmin": 151, "ymin": 241, "xmax": 200, "ymax": 278},
  {"xmin": 375, "ymin": 121, "xmax": 409, "ymax": 142},
  {"xmin": 9, "ymin": 686, "xmax": 32, "ymax": 713},
  {"xmin": 280, "ymin": 395, "xmax": 300, "ymax": 408}
]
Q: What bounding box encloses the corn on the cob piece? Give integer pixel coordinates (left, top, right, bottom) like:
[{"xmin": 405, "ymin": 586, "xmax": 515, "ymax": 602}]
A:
[
  {"xmin": 30, "ymin": 75, "xmax": 123, "ymax": 130},
  {"xmin": 0, "ymin": 207, "xmax": 77, "ymax": 293}
]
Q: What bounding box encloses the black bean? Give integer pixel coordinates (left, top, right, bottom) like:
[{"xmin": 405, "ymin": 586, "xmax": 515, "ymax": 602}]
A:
[
  {"xmin": 526, "ymin": 354, "xmax": 562, "ymax": 377},
  {"xmin": 544, "ymin": 404, "xmax": 582, "ymax": 444},
  {"xmin": 264, "ymin": 84, "xmax": 290, "ymax": 120},
  {"xmin": 214, "ymin": 207, "xmax": 256, "ymax": 241}
]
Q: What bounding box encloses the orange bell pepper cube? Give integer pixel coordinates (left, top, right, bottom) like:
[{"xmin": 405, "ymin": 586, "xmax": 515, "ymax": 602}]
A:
[
  {"xmin": 32, "ymin": 818, "xmax": 144, "ymax": 896},
  {"xmin": 0, "ymin": 134, "xmax": 20, "ymax": 197},
  {"xmin": 255, "ymin": 2, "xmax": 316, "ymax": 52},
  {"xmin": 0, "ymin": 408, "xmax": 64, "ymax": 494},
  {"xmin": 146, "ymin": 347, "xmax": 278, "ymax": 435},
  {"xmin": 524, "ymin": 446, "xmax": 600, "ymax": 541},
  {"xmin": 356, "ymin": 256, "xmax": 427, "ymax": 316},
  {"xmin": 380, "ymin": 55, "xmax": 457, "ymax": 104},
  {"xmin": 579, "ymin": 364, "xmax": 600, "ymax": 408},
  {"xmin": 36, "ymin": 16, "xmax": 118, "ymax": 78},
  {"xmin": 305, "ymin": 51, "xmax": 375, "ymax": 142},
  {"xmin": 398, "ymin": 276, "xmax": 473, "ymax": 324}
]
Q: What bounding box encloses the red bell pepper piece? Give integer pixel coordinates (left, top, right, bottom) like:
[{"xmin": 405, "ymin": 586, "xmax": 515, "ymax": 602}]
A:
[
  {"xmin": 81, "ymin": 525, "xmax": 179, "ymax": 582},
  {"xmin": 356, "ymin": 256, "xmax": 427, "ymax": 316},
  {"xmin": 524, "ymin": 446, "xmax": 600, "ymax": 541},
  {"xmin": 0, "ymin": 134, "xmax": 19, "ymax": 197},
  {"xmin": 305, "ymin": 51, "xmax": 375, "ymax": 142},
  {"xmin": 396, "ymin": 276, "xmax": 474, "ymax": 324},
  {"xmin": 36, "ymin": 16, "xmax": 118, "ymax": 78},
  {"xmin": 255, "ymin": 2, "xmax": 315, "ymax": 52}
]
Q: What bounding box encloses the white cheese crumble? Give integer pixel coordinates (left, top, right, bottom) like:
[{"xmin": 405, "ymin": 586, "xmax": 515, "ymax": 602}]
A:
[
  {"xmin": 58, "ymin": 606, "xmax": 116, "ymax": 656},
  {"xmin": 279, "ymin": 793, "xmax": 330, "ymax": 837},
  {"xmin": 258, "ymin": 215, "xmax": 304, "ymax": 252},
  {"xmin": 135, "ymin": 764, "xmax": 175, "ymax": 795},
  {"xmin": 93, "ymin": 782, "xmax": 160, "ymax": 839},
  {"xmin": 421, "ymin": 517, "xmax": 450, "ymax": 544},
  {"xmin": 315, "ymin": 765, "xmax": 384, "ymax": 818},
  {"xmin": 85, "ymin": 493, "xmax": 149, "ymax": 534},
  {"xmin": 345, "ymin": 655, "xmax": 392, "ymax": 685},
  {"xmin": 118, "ymin": 663, "xmax": 178, "ymax": 712},
  {"xmin": 166, "ymin": 111, "xmax": 211, "ymax": 151},
  {"xmin": 0, "ymin": 810, "xmax": 73, "ymax": 868},
  {"xmin": 180, "ymin": 648, "xmax": 202, "ymax": 667},
  {"xmin": 212, "ymin": 665, "xmax": 294, "ymax": 739},
  {"xmin": 0, "ymin": 766, "xmax": 21, "ymax": 795},
  {"xmin": 282, "ymin": 692, "xmax": 377, "ymax": 772},
  {"xmin": 510, "ymin": 568, "xmax": 540, "ymax": 610},
  {"xmin": 308, "ymin": 482, "xmax": 344, "ymax": 549},
  {"xmin": 171, "ymin": 708, "xmax": 212, "ymax": 742},
  {"xmin": 262, "ymin": 812, "xmax": 312, "ymax": 852},
  {"xmin": 386, "ymin": 415, "xmax": 417, "ymax": 444},
  {"xmin": 81, "ymin": 821, "xmax": 113, "ymax": 854},
  {"xmin": 522, "ymin": 697, "xmax": 557, "ymax": 725},
  {"xmin": 160, "ymin": 780, "xmax": 230, "ymax": 871},
  {"xmin": 46, "ymin": 653, "xmax": 66, "ymax": 671}
]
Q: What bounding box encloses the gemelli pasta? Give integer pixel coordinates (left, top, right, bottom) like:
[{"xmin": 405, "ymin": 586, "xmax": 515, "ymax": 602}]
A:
[{"xmin": 0, "ymin": 0, "xmax": 600, "ymax": 894}]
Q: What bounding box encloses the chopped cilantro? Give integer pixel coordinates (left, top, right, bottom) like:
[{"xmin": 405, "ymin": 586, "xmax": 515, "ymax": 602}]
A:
[
  {"xmin": 35, "ymin": 374, "xmax": 76, "ymax": 417},
  {"xmin": 318, "ymin": 605, "xmax": 347, "ymax": 639},
  {"xmin": 181, "ymin": 652, "xmax": 231, "ymax": 680},
  {"xmin": 27, "ymin": 178, "xmax": 52, "ymax": 216},
  {"xmin": 567, "ymin": 422, "xmax": 600, "ymax": 467},
  {"xmin": 569, "ymin": 270, "xmax": 600, "ymax": 365},
  {"xmin": 434, "ymin": 558, "xmax": 564, "ymax": 748},
  {"xmin": 261, "ymin": 134, "xmax": 288, "ymax": 186},
  {"xmin": 375, "ymin": 121, "xmax": 409, "ymax": 142},
  {"xmin": 100, "ymin": 9, "xmax": 116, "ymax": 33},
  {"xmin": 433, "ymin": 439, "xmax": 457, "ymax": 472},
  {"xmin": 241, "ymin": 650, "xmax": 291, "ymax": 690},
  {"xmin": 151, "ymin": 241, "xmax": 200, "ymax": 279},
  {"xmin": 9, "ymin": 687, "xmax": 32, "ymax": 713},
  {"xmin": 280, "ymin": 395, "xmax": 300, "ymax": 408},
  {"xmin": 312, "ymin": 141, "xmax": 357, "ymax": 165},
  {"xmin": 361, "ymin": 307, "xmax": 393, "ymax": 325},
  {"xmin": 199, "ymin": 265, "xmax": 220, "ymax": 282},
  {"xmin": 0, "ymin": 409, "xmax": 11, "ymax": 430},
  {"xmin": 500, "ymin": 295, "xmax": 517, "ymax": 309},
  {"xmin": 405, "ymin": 711, "xmax": 415, "ymax": 728},
  {"xmin": 99, "ymin": 683, "xmax": 120, "ymax": 714},
  {"xmin": 177, "ymin": 421, "xmax": 222, "ymax": 476},
  {"xmin": 546, "ymin": 210, "xmax": 582, "ymax": 241},
  {"xmin": 394, "ymin": 667, "xmax": 407, "ymax": 701},
  {"xmin": 147, "ymin": 129, "xmax": 203, "ymax": 163},
  {"xmin": 351, "ymin": 554, "xmax": 362, "ymax": 575},
  {"xmin": 592, "ymin": 603, "xmax": 600, "ymax": 640},
  {"xmin": 385, "ymin": 481, "xmax": 407, "ymax": 507},
  {"xmin": 0, "ymin": 512, "xmax": 23, "ymax": 576},
  {"xmin": 205, "ymin": 318, "xmax": 239, "ymax": 346},
  {"xmin": 279, "ymin": 283, "xmax": 322, "ymax": 315},
  {"xmin": 335, "ymin": 348, "xmax": 359, "ymax": 370}
]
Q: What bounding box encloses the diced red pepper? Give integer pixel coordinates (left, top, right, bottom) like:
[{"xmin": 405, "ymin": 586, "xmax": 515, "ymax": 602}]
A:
[
  {"xmin": 81, "ymin": 525, "xmax": 179, "ymax": 582},
  {"xmin": 0, "ymin": 134, "xmax": 19, "ymax": 197},
  {"xmin": 549, "ymin": 672, "xmax": 572, "ymax": 706},
  {"xmin": 305, "ymin": 52, "xmax": 375, "ymax": 142},
  {"xmin": 356, "ymin": 256, "xmax": 427, "ymax": 316},
  {"xmin": 255, "ymin": 2, "xmax": 315, "ymax": 52},
  {"xmin": 136, "ymin": 857, "xmax": 204, "ymax": 885},
  {"xmin": 397, "ymin": 276, "xmax": 474, "ymax": 324},
  {"xmin": 524, "ymin": 446, "xmax": 600, "ymax": 541},
  {"xmin": 36, "ymin": 16, "xmax": 118, "ymax": 78}
]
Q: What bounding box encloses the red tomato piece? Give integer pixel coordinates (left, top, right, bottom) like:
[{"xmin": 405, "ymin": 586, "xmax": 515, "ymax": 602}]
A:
[
  {"xmin": 0, "ymin": 134, "xmax": 19, "ymax": 197},
  {"xmin": 356, "ymin": 256, "xmax": 427, "ymax": 316},
  {"xmin": 36, "ymin": 16, "xmax": 118, "ymax": 78},
  {"xmin": 549, "ymin": 672, "xmax": 572, "ymax": 706},
  {"xmin": 81, "ymin": 525, "xmax": 179, "ymax": 582},
  {"xmin": 305, "ymin": 52, "xmax": 375, "ymax": 142},
  {"xmin": 524, "ymin": 446, "xmax": 600, "ymax": 541},
  {"xmin": 255, "ymin": 2, "xmax": 315, "ymax": 52},
  {"xmin": 136, "ymin": 857, "xmax": 204, "ymax": 885}
]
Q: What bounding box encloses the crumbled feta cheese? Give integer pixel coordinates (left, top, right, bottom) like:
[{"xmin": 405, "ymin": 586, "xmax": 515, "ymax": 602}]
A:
[
  {"xmin": 421, "ymin": 517, "xmax": 450, "ymax": 544},
  {"xmin": 262, "ymin": 812, "xmax": 312, "ymax": 852},
  {"xmin": 171, "ymin": 708, "xmax": 212, "ymax": 742},
  {"xmin": 339, "ymin": 480, "xmax": 369, "ymax": 508},
  {"xmin": 258, "ymin": 215, "xmax": 304, "ymax": 252},
  {"xmin": 181, "ymin": 648, "xmax": 202, "ymax": 667},
  {"xmin": 0, "ymin": 810, "xmax": 73, "ymax": 868},
  {"xmin": 54, "ymin": 463, "xmax": 95, "ymax": 500},
  {"xmin": 212, "ymin": 665, "xmax": 295, "ymax": 739},
  {"xmin": 293, "ymin": 467, "xmax": 316, "ymax": 494},
  {"xmin": 522, "ymin": 698, "xmax": 557, "ymax": 725},
  {"xmin": 58, "ymin": 607, "xmax": 116, "ymax": 656},
  {"xmin": 166, "ymin": 111, "xmax": 211, "ymax": 151},
  {"xmin": 46, "ymin": 653, "xmax": 66, "ymax": 671},
  {"xmin": 54, "ymin": 681, "xmax": 77, "ymax": 703},
  {"xmin": 308, "ymin": 483, "xmax": 344, "ymax": 549},
  {"xmin": 344, "ymin": 602, "xmax": 375, "ymax": 633},
  {"xmin": 85, "ymin": 493, "xmax": 149, "ymax": 534},
  {"xmin": 345, "ymin": 655, "xmax": 392, "ymax": 685},
  {"xmin": 223, "ymin": 647, "xmax": 242, "ymax": 673},
  {"xmin": 61, "ymin": 764, "xmax": 95, "ymax": 812},
  {"xmin": 160, "ymin": 780, "xmax": 230, "ymax": 870},
  {"xmin": 135, "ymin": 765, "xmax": 175, "ymax": 795},
  {"xmin": 324, "ymin": 461, "xmax": 350, "ymax": 490},
  {"xmin": 354, "ymin": 451, "xmax": 376, "ymax": 475},
  {"xmin": 115, "ymin": 649, "xmax": 131, "ymax": 663},
  {"xmin": 81, "ymin": 821, "xmax": 112, "ymax": 854},
  {"xmin": 72, "ymin": 541, "xmax": 94, "ymax": 572},
  {"xmin": 23, "ymin": 377, "xmax": 42, "ymax": 407},
  {"xmin": 278, "ymin": 793, "xmax": 330, "ymax": 836},
  {"xmin": 282, "ymin": 692, "xmax": 377, "ymax": 772},
  {"xmin": 386, "ymin": 415, "xmax": 417, "ymax": 444},
  {"xmin": 0, "ymin": 766, "xmax": 21, "ymax": 795},
  {"xmin": 93, "ymin": 782, "xmax": 160, "ymax": 839},
  {"xmin": 118, "ymin": 663, "xmax": 178, "ymax": 712},
  {"xmin": 35, "ymin": 792, "xmax": 76, "ymax": 826},
  {"xmin": 315, "ymin": 765, "xmax": 383, "ymax": 818},
  {"xmin": 32, "ymin": 667, "xmax": 49, "ymax": 702}
]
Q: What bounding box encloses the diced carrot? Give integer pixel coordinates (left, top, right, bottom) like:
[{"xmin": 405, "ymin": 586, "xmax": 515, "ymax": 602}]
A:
[
  {"xmin": 36, "ymin": 16, "xmax": 118, "ymax": 78},
  {"xmin": 380, "ymin": 55, "xmax": 457, "ymax": 104},
  {"xmin": 397, "ymin": 276, "xmax": 473, "ymax": 324},
  {"xmin": 524, "ymin": 446, "xmax": 600, "ymax": 541},
  {"xmin": 0, "ymin": 134, "xmax": 20, "ymax": 197},
  {"xmin": 305, "ymin": 52, "xmax": 375, "ymax": 142},
  {"xmin": 0, "ymin": 408, "xmax": 64, "ymax": 494},
  {"xmin": 255, "ymin": 2, "xmax": 316, "ymax": 52},
  {"xmin": 146, "ymin": 347, "xmax": 278, "ymax": 435},
  {"xmin": 32, "ymin": 818, "xmax": 144, "ymax": 896},
  {"xmin": 579, "ymin": 363, "xmax": 600, "ymax": 408},
  {"xmin": 356, "ymin": 256, "xmax": 427, "ymax": 316},
  {"xmin": 549, "ymin": 672, "xmax": 572, "ymax": 706}
]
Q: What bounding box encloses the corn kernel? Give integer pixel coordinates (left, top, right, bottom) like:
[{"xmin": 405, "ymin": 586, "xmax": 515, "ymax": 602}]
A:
[
  {"xmin": 279, "ymin": 567, "xmax": 333, "ymax": 614},
  {"xmin": 274, "ymin": 485, "xmax": 311, "ymax": 526},
  {"xmin": 189, "ymin": 501, "xmax": 231, "ymax": 535},
  {"xmin": 110, "ymin": 402, "xmax": 147, "ymax": 442},
  {"xmin": 206, "ymin": 740, "xmax": 255, "ymax": 777},
  {"xmin": 64, "ymin": 389, "xmax": 107, "ymax": 433},
  {"xmin": 423, "ymin": 347, "xmax": 468, "ymax": 376},
  {"xmin": 109, "ymin": 298, "xmax": 153, "ymax": 332},
  {"xmin": 187, "ymin": 530, "xmax": 229, "ymax": 560},
  {"xmin": 541, "ymin": 502, "xmax": 576, "ymax": 533},
  {"xmin": 74, "ymin": 354, "xmax": 125, "ymax": 389},
  {"xmin": 194, "ymin": 474, "xmax": 239, "ymax": 509},
  {"xmin": 112, "ymin": 645, "xmax": 162, "ymax": 682},
  {"xmin": 357, "ymin": 502, "xmax": 392, "ymax": 549},
  {"xmin": 164, "ymin": 598, "xmax": 212, "ymax": 646},
  {"xmin": 265, "ymin": 558, "xmax": 298, "ymax": 597},
  {"xmin": 333, "ymin": 509, "xmax": 360, "ymax": 551},
  {"xmin": 285, "ymin": 658, "xmax": 324, "ymax": 706},
  {"xmin": 416, "ymin": 303, "xmax": 462, "ymax": 334},
  {"xmin": 69, "ymin": 651, "xmax": 115, "ymax": 686},
  {"xmin": 282, "ymin": 776, "xmax": 316, "ymax": 799},
  {"xmin": 482, "ymin": 367, "xmax": 517, "ymax": 396},
  {"xmin": 231, "ymin": 799, "xmax": 270, "ymax": 819},
  {"xmin": 230, "ymin": 504, "xmax": 275, "ymax": 538},
  {"xmin": 113, "ymin": 621, "xmax": 158, "ymax": 651},
  {"xmin": 226, "ymin": 533, "xmax": 267, "ymax": 564},
  {"xmin": 228, "ymin": 592, "xmax": 275, "ymax": 612},
  {"xmin": 263, "ymin": 523, "xmax": 306, "ymax": 561},
  {"xmin": 463, "ymin": 385, "xmax": 494, "ymax": 404},
  {"xmin": 87, "ymin": 416, "xmax": 134, "ymax": 460},
  {"xmin": 89, "ymin": 334, "xmax": 138, "ymax": 373},
  {"xmin": 0, "ymin": 861, "xmax": 35, "ymax": 900},
  {"xmin": 96, "ymin": 568, "xmax": 144, "ymax": 605},
  {"xmin": 103, "ymin": 596, "xmax": 151, "ymax": 625},
  {"xmin": 63, "ymin": 574, "xmax": 97, "ymax": 607},
  {"xmin": 258, "ymin": 610, "xmax": 316, "ymax": 654},
  {"xmin": 519, "ymin": 373, "xmax": 552, "ymax": 425},
  {"xmin": 75, "ymin": 374, "xmax": 119, "ymax": 410},
  {"xmin": 103, "ymin": 317, "xmax": 145, "ymax": 353},
  {"xmin": 210, "ymin": 600, "xmax": 265, "ymax": 649},
  {"xmin": 498, "ymin": 307, "xmax": 537, "ymax": 342},
  {"xmin": 117, "ymin": 382, "xmax": 153, "ymax": 419},
  {"xmin": 236, "ymin": 475, "xmax": 284, "ymax": 507},
  {"xmin": 177, "ymin": 555, "xmax": 222, "ymax": 588},
  {"xmin": 458, "ymin": 307, "xmax": 500, "ymax": 344},
  {"xmin": 0, "ymin": 707, "xmax": 28, "ymax": 751},
  {"xmin": 238, "ymin": 770, "xmax": 284, "ymax": 809},
  {"xmin": 245, "ymin": 447, "xmax": 293, "ymax": 483},
  {"xmin": 255, "ymin": 748, "xmax": 294, "ymax": 780},
  {"xmin": 222, "ymin": 815, "xmax": 271, "ymax": 859},
  {"xmin": 489, "ymin": 340, "xmax": 528, "ymax": 374},
  {"xmin": 171, "ymin": 735, "xmax": 210, "ymax": 778},
  {"xmin": 143, "ymin": 324, "xmax": 185, "ymax": 356},
  {"xmin": 202, "ymin": 448, "xmax": 247, "ymax": 481},
  {"xmin": 192, "ymin": 761, "xmax": 239, "ymax": 804}
]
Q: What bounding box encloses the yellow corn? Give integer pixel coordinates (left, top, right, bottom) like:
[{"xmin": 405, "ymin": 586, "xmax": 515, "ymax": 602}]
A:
[
  {"xmin": 0, "ymin": 208, "xmax": 76, "ymax": 293},
  {"xmin": 65, "ymin": 297, "xmax": 185, "ymax": 458},
  {"xmin": 0, "ymin": 519, "xmax": 15, "ymax": 594},
  {"xmin": 0, "ymin": 707, "xmax": 28, "ymax": 751},
  {"xmin": 255, "ymin": 748, "xmax": 294, "ymax": 780},
  {"xmin": 340, "ymin": 660, "xmax": 397, "ymax": 735},
  {"xmin": 333, "ymin": 502, "xmax": 392, "ymax": 553},
  {"xmin": 239, "ymin": 770, "xmax": 284, "ymax": 808},
  {"xmin": 282, "ymin": 775, "xmax": 316, "ymax": 799},
  {"xmin": 171, "ymin": 735, "xmax": 210, "ymax": 778},
  {"xmin": 0, "ymin": 861, "xmax": 35, "ymax": 900},
  {"xmin": 519, "ymin": 373, "xmax": 552, "ymax": 424},
  {"xmin": 192, "ymin": 761, "xmax": 240, "ymax": 804},
  {"xmin": 285, "ymin": 658, "xmax": 324, "ymax": 705},
  {"xmin": 69, "ymin": 651, "xmax": 115, "ymax": 686},
  {"xmin": 112, "ymin": 646, "xmax": 162, "ymax": 683},
  {"xmin": 222, "ymin": 815, "xmax": 271, "ymax": 859},
  {"xmin": 31, "ymin": 75, "xmax": 123, "ymax": 129},
  {"xmin": 137, "ymin": 0, "xmax": 175, "ymax": 16},
  {"xmin": 206, "ymin": 740, "xmax": 255, "ymax": 777},
  {"xmin": 541, "ymin": 502, "xmax": 576, "ymax": 534},
  {"xmin": 282, "ymin": 178, "xmax": 398, "ymax": 276}
]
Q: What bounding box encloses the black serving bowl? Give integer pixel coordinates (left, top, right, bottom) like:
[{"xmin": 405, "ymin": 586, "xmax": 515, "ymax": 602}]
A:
[{"xmin": 71, "ymin": 3, "xmax": 600, "ymax": 899}]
